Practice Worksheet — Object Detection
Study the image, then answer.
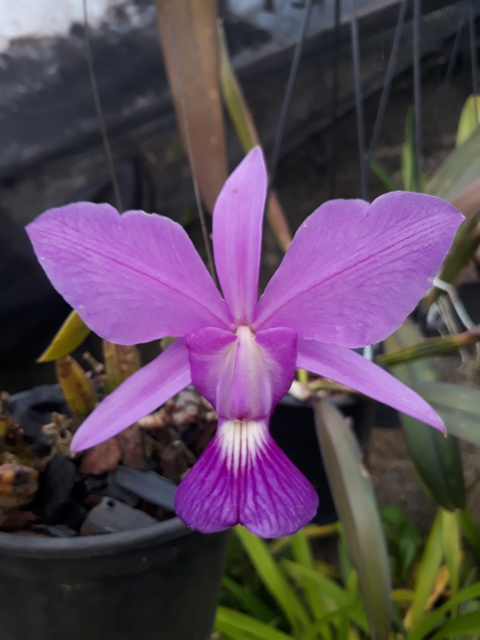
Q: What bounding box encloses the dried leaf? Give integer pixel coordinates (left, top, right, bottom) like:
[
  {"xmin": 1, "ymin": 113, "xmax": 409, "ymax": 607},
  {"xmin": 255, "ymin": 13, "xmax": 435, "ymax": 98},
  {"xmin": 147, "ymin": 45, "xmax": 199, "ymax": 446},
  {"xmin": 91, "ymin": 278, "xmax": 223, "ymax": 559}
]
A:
[
  {"xmin": 37, "ymin": 310, "xmax": 90, "ymax": 362},
  {"xmin": 56, "ymin": 355, "xmax": 96, "ymax": 416},
  {"xmin": 218, "ymin": 22, "xmax": 292, "ymax": 252},
  {"xmin": 156, "ymin": 0, "xmax": 227, "ymax": 212},
  {"xmin": 102, "ymin": 341, "xmax": 141, "ymax": 392}
]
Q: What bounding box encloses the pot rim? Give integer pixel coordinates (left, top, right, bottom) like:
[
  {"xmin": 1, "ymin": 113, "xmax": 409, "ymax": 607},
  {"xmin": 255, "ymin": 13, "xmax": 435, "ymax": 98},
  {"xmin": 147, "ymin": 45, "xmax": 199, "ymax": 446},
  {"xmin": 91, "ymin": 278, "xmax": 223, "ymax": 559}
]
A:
[{"xmin": 0, "ymin": 516, "xmax": 197, "ymax": 559}]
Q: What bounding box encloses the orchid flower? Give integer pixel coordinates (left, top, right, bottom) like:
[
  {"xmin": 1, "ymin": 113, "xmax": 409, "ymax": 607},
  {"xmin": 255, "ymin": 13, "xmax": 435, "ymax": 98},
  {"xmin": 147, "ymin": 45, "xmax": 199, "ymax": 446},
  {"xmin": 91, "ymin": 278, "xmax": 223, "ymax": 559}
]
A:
[{"xmin": 26, "ymin": 147, "xmax": 463, "ymax": 537}]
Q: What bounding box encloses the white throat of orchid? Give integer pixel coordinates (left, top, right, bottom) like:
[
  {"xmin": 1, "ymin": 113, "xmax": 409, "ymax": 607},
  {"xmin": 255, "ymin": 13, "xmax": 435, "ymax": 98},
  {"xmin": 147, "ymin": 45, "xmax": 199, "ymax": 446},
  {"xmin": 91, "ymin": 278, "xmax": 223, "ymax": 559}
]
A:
[{"xmin": 218, "ymin": 418, "xmax": 268, "ymax": 471}]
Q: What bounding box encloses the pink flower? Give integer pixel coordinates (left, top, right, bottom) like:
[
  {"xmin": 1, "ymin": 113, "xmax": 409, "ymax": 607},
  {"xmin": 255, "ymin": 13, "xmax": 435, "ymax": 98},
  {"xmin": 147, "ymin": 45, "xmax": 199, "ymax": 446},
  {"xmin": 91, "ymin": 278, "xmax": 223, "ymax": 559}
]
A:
[{"xmin": 26, "ymin": 147, "xmax": 463, "ymax": 537}]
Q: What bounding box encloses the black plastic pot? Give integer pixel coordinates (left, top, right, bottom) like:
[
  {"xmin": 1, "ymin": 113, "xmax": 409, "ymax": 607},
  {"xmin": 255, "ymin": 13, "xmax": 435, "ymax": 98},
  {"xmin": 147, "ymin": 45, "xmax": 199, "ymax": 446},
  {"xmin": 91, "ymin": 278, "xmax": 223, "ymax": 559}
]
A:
[
  {"xmin": 0, "ymin": 519, "xmax": 229, "ymax": 640},
  {"xmin": 270, "ymin": 394, "xmax": 374, "ymax": 525}
]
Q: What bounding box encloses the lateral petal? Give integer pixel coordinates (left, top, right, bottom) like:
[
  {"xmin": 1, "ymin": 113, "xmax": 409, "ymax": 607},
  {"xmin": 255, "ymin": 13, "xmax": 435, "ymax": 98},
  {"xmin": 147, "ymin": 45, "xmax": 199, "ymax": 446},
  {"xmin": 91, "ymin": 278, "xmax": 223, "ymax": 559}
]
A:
[
  {"xmin": 297, "ymin": 339, "xmax": 445, "ymax": 432},
  {"xmin": 175, "ymin": 419, "xmax": 318, "ymax": 537},
  {"xmin": 71, "ymin": 339, "xmax": 191, "ymax": 452},
  {"xmin": 27, "ymin": 203, "xmax": 232, "ymax": 344},
  {"xmin": 213, "ymin": 147, "xmax": 267, "ymax": 324},
  {"xmin": 255, "ymin": 193, "xmax": 463, "ymax": 347}
]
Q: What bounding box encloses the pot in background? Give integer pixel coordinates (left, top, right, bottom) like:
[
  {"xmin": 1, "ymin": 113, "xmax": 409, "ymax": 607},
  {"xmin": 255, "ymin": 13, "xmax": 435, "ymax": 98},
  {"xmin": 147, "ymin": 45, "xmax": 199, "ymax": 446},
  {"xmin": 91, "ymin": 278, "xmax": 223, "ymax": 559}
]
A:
[{"xmin": 270, "ymin": 394, "xmax": 375, "ymax": 525}]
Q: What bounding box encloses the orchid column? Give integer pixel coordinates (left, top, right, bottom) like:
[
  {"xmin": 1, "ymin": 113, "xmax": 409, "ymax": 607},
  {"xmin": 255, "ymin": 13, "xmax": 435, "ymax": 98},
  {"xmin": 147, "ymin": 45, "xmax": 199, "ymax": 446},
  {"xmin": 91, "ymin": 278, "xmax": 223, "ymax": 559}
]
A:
[{"xmin": 27, "ymin": 147, "xmax": 463, "ymax": 537}]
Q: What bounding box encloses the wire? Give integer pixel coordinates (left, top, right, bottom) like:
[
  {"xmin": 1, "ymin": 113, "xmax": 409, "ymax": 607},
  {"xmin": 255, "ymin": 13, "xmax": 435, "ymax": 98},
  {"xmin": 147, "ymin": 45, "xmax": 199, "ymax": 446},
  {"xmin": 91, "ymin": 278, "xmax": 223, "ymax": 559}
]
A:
[
  {"xmin": 469, "ymin": 0, "xmax": 478, "ymax": 125},
  {"xmin": 430, "ymin": 0, "xmax": 467, "ymax": 146},
  {"xmin": 413, "ymin": 0, "xmax": 423, "ymax": 192},
  {"xmin": 269, "ymin": 0, "xmax": 314, "ymax": 188},
  {"xmin": 367, "ymin": 0, "xmax": 408, "ymax": 161},
  {"xmin": 328, "ymin": 0, "xmax": 341, "ymax": 199},
  {"xmin": 82, "ymin": 0, "xmax": 123, "ymax": 212},
  {"xmin": 350, "ymin": 0, "xmax": 367, "ymax": 200}
]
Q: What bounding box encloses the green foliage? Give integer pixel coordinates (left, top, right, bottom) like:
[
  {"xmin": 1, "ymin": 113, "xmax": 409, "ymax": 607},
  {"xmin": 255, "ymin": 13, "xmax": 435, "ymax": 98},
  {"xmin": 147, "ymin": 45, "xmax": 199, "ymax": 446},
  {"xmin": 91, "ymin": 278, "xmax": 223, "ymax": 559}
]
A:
[
  {"xmin": 384, "ymin": 320, "xmax": 466, "ymax": 512},
  {"xmin": 216, "ymin": 508, "xmax": 480, "ymax": 640}
]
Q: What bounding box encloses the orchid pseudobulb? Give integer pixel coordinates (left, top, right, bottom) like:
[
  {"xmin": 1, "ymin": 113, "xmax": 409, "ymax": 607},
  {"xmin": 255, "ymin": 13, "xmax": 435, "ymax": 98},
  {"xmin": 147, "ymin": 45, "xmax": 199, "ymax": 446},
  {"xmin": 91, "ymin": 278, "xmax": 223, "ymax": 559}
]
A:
[{"xmin": 26, "ymin": 147, "xmax": 463, "ymax": 537}]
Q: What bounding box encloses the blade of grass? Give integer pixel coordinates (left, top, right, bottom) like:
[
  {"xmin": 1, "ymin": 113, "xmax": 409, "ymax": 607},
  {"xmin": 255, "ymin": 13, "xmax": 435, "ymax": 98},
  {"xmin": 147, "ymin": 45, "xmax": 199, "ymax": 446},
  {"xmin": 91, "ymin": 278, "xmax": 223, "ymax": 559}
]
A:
[
  {"xmin": 456, "ymin": 95, "xmax": 480, "ymax": 146},
  {"xmin": 222, "ymin": 575, "xmax": 273, "ymax": 623},
  {"xmin": 234, "ymin": 526, "xmax": 310, "ymax": 637},
  {"xmin": 290, "ymin": 530, "xmax": 331, "ymax": 625},
  {"xmin": 441, "ymin": 509, "xmax": 461, "ymax": 599},
  {"xmin": 431, "ymin": 611, "xmax": 480, "ymax": 640},
  {"xmin": 410, "ymin": 582, "xmax": 480, "ymax": 640},
  {"xmin": 369, "ymin": 160, "xmax": 398, "ymax": 192},
  {"xmin": 406, "ymin": 512, "xmax": 443, "ymax": 636},
  {"xmin": 215, "ymin": 606, "xmax": 297, "ymax": 640}
]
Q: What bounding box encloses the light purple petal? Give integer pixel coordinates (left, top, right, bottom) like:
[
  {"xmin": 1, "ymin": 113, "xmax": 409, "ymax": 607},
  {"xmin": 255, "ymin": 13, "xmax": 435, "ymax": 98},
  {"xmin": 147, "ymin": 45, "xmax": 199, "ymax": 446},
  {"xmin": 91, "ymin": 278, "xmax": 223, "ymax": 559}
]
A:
[
  {"xmin": 255, "ymin": 193, "xmax": 463, "ymax": 347},
  {"xmin": 213, "ymin": 147, "xmax": 267, "ymax": 324},
  {"xmin": 175, "ymin": 419, "xmax": 318, "ymax": 537},
  {"xmin": 71, "ymin": 339, "xmax": 191, "ymax": 452},
  {"xmin": 27, "ymin": 203, "xmax": 232, "ymax": 344},
  {"xmin": 185, "ymin": 326, "xmax": 296, "ymax": 420},
  {"xmin": 297, "ymin": 339, "xmax": 445, "ymax": 432}
]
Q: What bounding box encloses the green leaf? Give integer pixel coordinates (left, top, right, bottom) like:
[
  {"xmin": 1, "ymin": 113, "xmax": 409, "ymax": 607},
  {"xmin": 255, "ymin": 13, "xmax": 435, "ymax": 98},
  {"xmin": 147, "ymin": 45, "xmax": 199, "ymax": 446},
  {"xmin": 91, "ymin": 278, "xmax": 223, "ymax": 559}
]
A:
[
  {"xmin": 401, "ymin": 107, "xmax": 427, "ymax": 192},
  {"xmin": 369, "ymin": 160, "xmax": 397, "ymax": 191},
  {"xmin": 234, "ymin": 527, "xmax": 310, "ymax": 637},
  {"xmin": 385, "ymin": 321, "xmax": 466, "ymax": 511},
  {"xmin": 222, "ymin": 576, "xmax": 273, "ymax": 623},
  {"xmin": 314, "ymin": 399, "xmax": 391, "ymax": 640},
  {"xmin": 282, "ymin": 559, "xmax": 352, "ymax": 609},
  {"xmin": 377, "ymin": 331, "xmax": 480, "ymax": 367},
  {"xmin": 402, "ymin": 107, "xmax": 416, "ymax": 192},
  {"xmin": 302, "ymin": 604, "xmax": 365, "ymax": 640},
  {"xmin": 412, "ymin": 381, "xmax": 480, "ymax": 447},
  {"xmin": 427, "ymin": 116, "xmax": 480, "ymax": 217},
  {"xmin": 456, "ymin": 95, "xmax": 480, "ymax": 147},
  {"xmin": 214, "ymin": 620, "xmax": 252, "ymax": 640},
  {"xmin": 425, "ymin": 212, "xmax": 480, "ymax": 307},
  {"xmin": 460, "ymin": 510, "xmax": 480, "ymax": 559},
  {"xmin": 410, "ymin": 582, "xmax": 480, "ymax": 640},
  {"xmin": 440, "ymin": 509, "xmax": 461, "ymax": 599},
  {"xmin": 37, "ymin": 310, "xmax": 90, "ymax": 362},
  {"xmin": 407, "ymin": 512, "xmax": 443, "ymax": 636},
  {"xmin": 289, "ymin": 530, "xmax": 328, "ymax": 622},
  {"xmin": 431, "ymin": 612, "xmax": 480, "ymax": 640},
  {"xmin": 215, "ymin": 606, "xmax": 296, "ymax": 640},
  {"xmin": 282, "ymin": 560, "xmax": 369, "ymax": 636}
]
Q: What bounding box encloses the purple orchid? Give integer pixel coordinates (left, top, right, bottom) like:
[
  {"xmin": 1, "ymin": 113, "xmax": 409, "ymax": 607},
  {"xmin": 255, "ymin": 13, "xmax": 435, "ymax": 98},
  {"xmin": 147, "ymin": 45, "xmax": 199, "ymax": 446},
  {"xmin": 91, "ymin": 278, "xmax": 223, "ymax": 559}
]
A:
[{"xmin": 26, "ymin": 147, "xmax": 463, "ymax": 538}]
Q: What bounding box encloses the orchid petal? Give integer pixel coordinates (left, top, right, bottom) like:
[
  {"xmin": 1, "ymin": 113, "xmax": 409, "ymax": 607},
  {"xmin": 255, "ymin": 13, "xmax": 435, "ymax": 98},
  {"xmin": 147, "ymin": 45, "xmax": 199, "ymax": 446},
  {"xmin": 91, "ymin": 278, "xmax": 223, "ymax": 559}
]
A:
[
  {"xmin": 175, "ymin": 419, "xmax": 318, "ymax": 537},
  {"xmin": 27, "ymin": 203, "xmax": 232, "ymax": 344},
  {"xmin": 213, "ymin": 147, "xmax": 267, "ymax": 324},
  {"xmin": 71, "ymin": 339, "xmax": 191, "ymax": 452},
  {"xmin": 255, "ymin": 193, "xmax": 463, "ymax": 347},
  {"xmin": 297, "ymin": 339, "xmax": 446, "ymax": 432},
  {"xmin": 185, "ymin": 326, "xmax": 296, "ymax": 419}
]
